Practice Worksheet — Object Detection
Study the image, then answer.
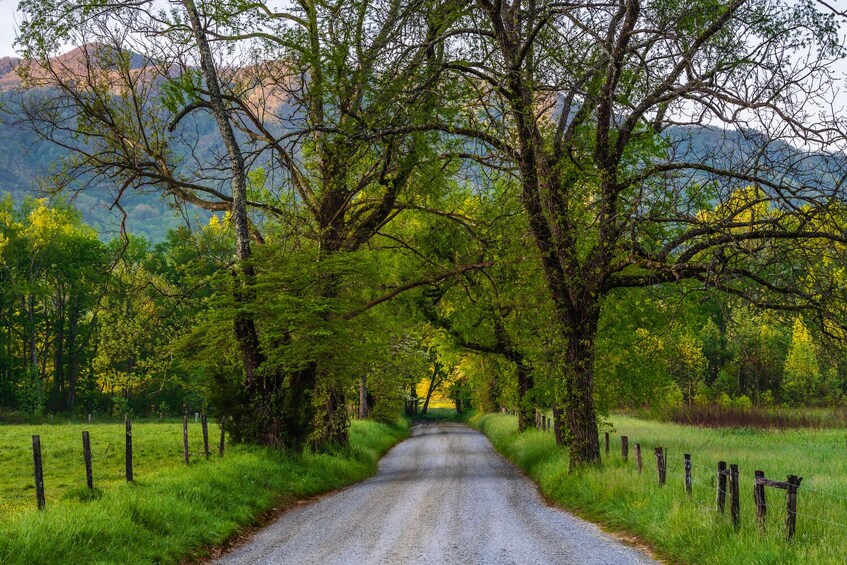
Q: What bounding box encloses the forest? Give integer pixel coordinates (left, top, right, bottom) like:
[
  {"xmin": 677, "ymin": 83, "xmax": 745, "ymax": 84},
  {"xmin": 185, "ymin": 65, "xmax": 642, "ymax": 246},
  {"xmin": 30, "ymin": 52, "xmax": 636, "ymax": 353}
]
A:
[{"xmin": 2, "ymin": 0, "xmax": 847, "ymax": 470}]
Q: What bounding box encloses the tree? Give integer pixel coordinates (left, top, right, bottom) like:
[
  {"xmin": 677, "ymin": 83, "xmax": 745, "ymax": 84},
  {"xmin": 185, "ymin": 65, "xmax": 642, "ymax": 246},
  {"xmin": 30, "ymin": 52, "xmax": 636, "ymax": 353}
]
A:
[
  {"xmin": 669, "ymin": 332, "xmax": 707, "ymax": 406},
  {"xmin": 783, "ymin": 318, "xmax": 821, "ymax": 404},
  {"xmin": 15, "ymin": 0, "xmax": 465, "ymax": 448},
  {"xmin": 440, "ymin": 0, "xmax": 847, "ymax": 467}
]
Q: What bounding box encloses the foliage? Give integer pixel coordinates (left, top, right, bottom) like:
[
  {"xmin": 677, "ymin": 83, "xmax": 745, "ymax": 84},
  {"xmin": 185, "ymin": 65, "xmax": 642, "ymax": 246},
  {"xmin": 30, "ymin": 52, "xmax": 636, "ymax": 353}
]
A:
[{"xmin": 783, "ymin": 318, "xmax": 822, "ymax": 405}]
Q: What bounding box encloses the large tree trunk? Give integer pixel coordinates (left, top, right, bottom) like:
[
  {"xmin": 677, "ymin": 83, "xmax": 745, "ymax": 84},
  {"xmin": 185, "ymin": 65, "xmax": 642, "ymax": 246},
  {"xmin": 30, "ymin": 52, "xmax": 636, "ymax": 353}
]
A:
[
  {"xmin": 421, "ymin": 364, "xmax": 441, "ymax": 415},
  {"xmin": 560, "ymin": 305, "xmax": 602, "ymax": 469},
  {"xmin": 515, "ymin": 357, "xmax": 534, "ymax": 432},
  {"xmin": 182, "ymin": 0, "xmax": 281, "ymax": 445}
]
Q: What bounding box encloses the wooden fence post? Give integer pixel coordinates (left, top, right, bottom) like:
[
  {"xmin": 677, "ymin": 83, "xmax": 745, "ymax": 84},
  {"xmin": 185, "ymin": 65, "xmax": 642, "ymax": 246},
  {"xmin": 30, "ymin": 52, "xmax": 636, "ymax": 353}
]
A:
[
  {"xmin": 32, "ymin": 435, "xmax": 45, "ymax": 510},
  {"xmin": 717, "ymin": 461, "xmax": 727, "ymax": 513},
  {"xmin": 729, "ymin": 464, "xmax": 740, "ymax": 530},
  {"xmin": 82, "ymin": 431, "xmax": 93, "ymax": 489},
  {"xmin": 183, "ymin": 415, "xmax": 190, "ymax": 465},
  {"xmin": 621, "ymin": 436, "xmax": 628, "ymax": 460},
  {"xmin": 87, "ymin": 413, "xmax": 91, "ymax": 424},
  {"xmin": 655, "ymin": 447, "xmax": 666, "ymax": 485},
  {"xmin": 786, "ymin": 475, "xmax": 802, "ymax": 540},
  {"xmin": 684, "ymin": 454, "xmax": 692, "ymax": 496},
  {"xmin": 125, "ymin": 419, "xmax": 133, "ymax": 482},
  {"xmin": 635, "ymin": 443, "xmax": 642, "ymax": 473},
  {"xmin": 605, "ymin": 432, "xmax": 610, "ymax": 455},
  {"xmin": 201, "ymin": 414, "xmax": 210, "ymax": 459},
  {"xmin": 219, "ymin": 416, "xmax": 226, "ymax": 457},
  {"xmin": 754, "ymin": 470, "xmax": 767, "ymax": 529}
]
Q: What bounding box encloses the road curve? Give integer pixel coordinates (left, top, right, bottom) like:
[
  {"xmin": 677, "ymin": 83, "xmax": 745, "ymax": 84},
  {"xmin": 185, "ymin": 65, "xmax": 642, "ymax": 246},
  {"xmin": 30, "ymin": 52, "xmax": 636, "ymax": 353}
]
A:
[{"xmin": 215, "ymin": 421, "xmax": 657, "ymax": 565}]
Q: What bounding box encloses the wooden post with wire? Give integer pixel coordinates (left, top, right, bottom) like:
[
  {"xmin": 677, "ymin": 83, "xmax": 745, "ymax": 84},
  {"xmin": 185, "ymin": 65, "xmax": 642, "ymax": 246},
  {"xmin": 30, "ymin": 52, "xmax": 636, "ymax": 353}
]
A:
[
  {"xmin": 786, "ymin": 475, "xmax": 801, "ymax": 540},
  {"xmin": 183, "ymin": 415, "xmax": 190, "ymax": 465},
  {"xmin": 82, "ymin": 431, "xmax": 93, "ymax": 489},
  {"xmin": 125, "ymin": 419, "xmax": 133, "ymax": 482},
  {"xmin": 32, "ymin": 435, "xmax": 45, "ymax": 510},
  {"xmin": 635, "ymin": 443, "xmax": 642, "ymax": 473},
  {"xmin": 729, "ymin": 464, "xmax": 740, "ymax": 530},
  {"xmin": 716, "ymin": 461, "xmax": 728, "ymax": 513},
  {"xmin": 684, "ymin": 454, "xmax": 691, "ymax": 496},
  {"xmin": 655, "ymin": 447, "xmax": 666, "ymax": 485},
  {"xmin": 201, "ymin": 414, "xmax": 210, "ymax": 459},
  {"xmin": 753, "ymin": 472, "xmax": 802, "ymax": 540},
  {"xmin": 621, "ymin": 436, "xmax": 628, "ymax": 460},
  {"xmin": 754, "ymin": 470, "xmax": 767, "ymax": 529}
]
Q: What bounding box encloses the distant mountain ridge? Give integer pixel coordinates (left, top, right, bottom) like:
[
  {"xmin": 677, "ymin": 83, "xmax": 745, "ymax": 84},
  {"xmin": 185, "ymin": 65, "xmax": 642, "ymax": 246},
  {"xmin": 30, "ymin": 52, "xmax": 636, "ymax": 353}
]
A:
[{"xmin": 0, "ymin": 46, "xmax": 841, "ymax": 241}]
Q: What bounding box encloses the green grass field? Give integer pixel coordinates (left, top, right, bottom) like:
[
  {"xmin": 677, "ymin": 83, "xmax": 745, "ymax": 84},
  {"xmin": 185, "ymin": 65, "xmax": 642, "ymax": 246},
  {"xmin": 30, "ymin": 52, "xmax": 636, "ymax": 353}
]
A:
[
  {"xmin": 0, "ymin": 417, "xmax": 409, "ymax": 564},
  {"xmin": 472, "ymin": 413, "xmax": 847, "ymax": 565}
]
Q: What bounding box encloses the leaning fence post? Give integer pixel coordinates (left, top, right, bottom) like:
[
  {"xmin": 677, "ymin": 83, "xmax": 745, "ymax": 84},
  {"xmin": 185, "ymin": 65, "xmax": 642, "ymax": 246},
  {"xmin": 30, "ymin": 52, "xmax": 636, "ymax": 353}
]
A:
[
  {"xmin": 786, "ymin": 475, "xmax": 802, "ymax": 540},
  {"xmin": 717, "ymin": 461, "xmax": 727, "ymax": 513},
  {"xmin": 32, "ymin": 435, "xmax": 45, "ymax": 510},
  {"xmin": 219, "ymin": 416, "xmax": 226, "ymax": 457},
  {"xmin": 635, "ymin": 443, "xmax": 642, "ymax": 473},
  {"xmin": 754, "ymin": 470, "xmax": 767, "ymax": 529},
  {"xmin": 125, "ymin": 419, "xmax": 133, "ymax": 482},
  {"xmin": 621, "ymin": 436, "xmax": 629, "ymax": 460},
  {"xmin": 201, "ymin": 414, "xmax": 210, "ymax": 459},
  {"xmin": 183, "ymin": 415, "xmax": 190, "ymax": 465},
  {"xmin": 655, "ymin": 447, "xmax": 666, "ymax": 485},
  {"xmin": 82, "ymin": 431, "xmax": 94, "ymax": 489},
  {"xmin": 605, "ymin": 432, "xmax": 610, "ymax": 455},
  {"xmin": 684, "ymin": 454, "xmax": 692, "ymax": 496},
  {"xmin": 729, "ymin": 464, "xmax": 740, "ymax": 530}
]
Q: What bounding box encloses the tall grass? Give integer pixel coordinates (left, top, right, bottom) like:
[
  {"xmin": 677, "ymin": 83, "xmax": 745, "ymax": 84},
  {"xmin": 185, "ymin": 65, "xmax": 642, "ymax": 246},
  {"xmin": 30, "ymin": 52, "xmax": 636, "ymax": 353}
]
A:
[
  {"xmin": 0, "ymin": 418, "xmax": 409, "ymax": 564},
  {"xmin": 472, "ymin": 413, "xmax": 847, "ymax": 565},
  {"xmin": 663, "ymin": 405, "xmax": 847, "ymax": 429}
]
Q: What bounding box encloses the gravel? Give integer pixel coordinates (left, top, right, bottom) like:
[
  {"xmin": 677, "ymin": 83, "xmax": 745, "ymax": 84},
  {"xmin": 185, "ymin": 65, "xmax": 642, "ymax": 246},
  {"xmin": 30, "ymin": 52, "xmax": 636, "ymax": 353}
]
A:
[{"xmin": 214, "ymin": 421, "xmax": 658, "ymax": 565}]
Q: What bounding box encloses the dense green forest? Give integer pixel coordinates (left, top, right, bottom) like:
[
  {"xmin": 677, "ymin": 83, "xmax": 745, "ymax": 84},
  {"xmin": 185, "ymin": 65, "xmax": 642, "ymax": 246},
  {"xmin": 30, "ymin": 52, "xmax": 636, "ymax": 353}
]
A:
[
  {"xmin": 2, "ymin": 191, "xmax": 845, "ymax": 427},
  {"xmin": 4, "ymin": 0, "xmax": 847, "ymax": 466}
]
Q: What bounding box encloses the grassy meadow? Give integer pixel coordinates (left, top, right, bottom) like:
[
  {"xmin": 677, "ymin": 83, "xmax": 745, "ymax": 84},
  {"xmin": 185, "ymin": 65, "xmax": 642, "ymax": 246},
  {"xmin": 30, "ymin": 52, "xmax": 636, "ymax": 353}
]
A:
[
  {"xmin": 0, "ymin": 417, "xmax": 409, "ymax": 564},
  {"xmin": 473, "ymin": 413, "xmax": 847, "ymax": 565}
]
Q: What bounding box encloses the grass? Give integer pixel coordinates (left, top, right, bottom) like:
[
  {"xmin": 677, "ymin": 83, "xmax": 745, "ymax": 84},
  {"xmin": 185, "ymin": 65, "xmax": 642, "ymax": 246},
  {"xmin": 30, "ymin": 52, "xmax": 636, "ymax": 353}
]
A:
[
  {"xmin": 415, "ymin": 407, "xmax": 472, "ymax": 422},
  {"xmin": 0, "ymin": 417, "xmax": 409, "ymax": 564},
  {"xmin": 472, "ymin": 412, "xmax": 847, "ymax": 565},
  {"xmin": 661, "ymin": 405, "xmax": 847, "ymax": 429}
]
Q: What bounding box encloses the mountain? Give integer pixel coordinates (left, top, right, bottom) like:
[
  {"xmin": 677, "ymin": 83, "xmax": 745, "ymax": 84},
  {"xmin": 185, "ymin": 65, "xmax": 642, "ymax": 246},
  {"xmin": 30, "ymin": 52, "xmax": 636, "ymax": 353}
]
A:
[
  {"xmin": 0, "ymin": 46, "xmax": 213, "ymax": 241},
  {"xmin": 0, "ymin": 46, "xmax": 841, "ymax": 241}
]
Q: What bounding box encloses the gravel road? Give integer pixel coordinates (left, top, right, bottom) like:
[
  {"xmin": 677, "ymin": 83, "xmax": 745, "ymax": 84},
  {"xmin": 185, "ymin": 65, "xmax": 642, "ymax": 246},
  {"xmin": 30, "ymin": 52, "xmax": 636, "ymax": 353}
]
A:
[{"xmin": 215, "ymin": 421, "xmax": 658, "ymax": 565}]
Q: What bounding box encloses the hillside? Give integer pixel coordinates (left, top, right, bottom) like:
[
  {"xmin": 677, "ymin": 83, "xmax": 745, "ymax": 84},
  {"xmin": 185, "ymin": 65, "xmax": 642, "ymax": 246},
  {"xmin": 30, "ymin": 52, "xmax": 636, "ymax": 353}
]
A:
[
  {"xmin": 0, "ymin": 45, "xmax": 839, "ymax": 242},
  {"xmin": 0, "ymin": 47, "xmax": 208, "ymax": 242}
]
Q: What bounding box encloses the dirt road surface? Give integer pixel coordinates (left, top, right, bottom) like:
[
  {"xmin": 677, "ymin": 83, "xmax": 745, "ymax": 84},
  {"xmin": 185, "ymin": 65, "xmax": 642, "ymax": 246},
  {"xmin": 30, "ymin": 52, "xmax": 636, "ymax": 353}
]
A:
[{"xmin": 215, "ymin": 421, "xmax": 657, "ymax": 564}]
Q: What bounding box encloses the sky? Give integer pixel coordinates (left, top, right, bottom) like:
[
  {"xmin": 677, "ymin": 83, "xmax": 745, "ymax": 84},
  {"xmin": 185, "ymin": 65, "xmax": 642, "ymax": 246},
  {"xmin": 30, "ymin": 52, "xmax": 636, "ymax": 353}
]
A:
[{"xmin": 0, "ymin": 0, "xmax": 19, "ymax": 56}]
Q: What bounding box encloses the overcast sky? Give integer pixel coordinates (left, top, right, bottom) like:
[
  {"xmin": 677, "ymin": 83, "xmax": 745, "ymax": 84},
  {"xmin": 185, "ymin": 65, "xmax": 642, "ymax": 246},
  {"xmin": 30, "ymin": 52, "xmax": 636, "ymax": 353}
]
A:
[{"xmin": 0, "ymin": 1, "xmax": 19, "ymax": 56}]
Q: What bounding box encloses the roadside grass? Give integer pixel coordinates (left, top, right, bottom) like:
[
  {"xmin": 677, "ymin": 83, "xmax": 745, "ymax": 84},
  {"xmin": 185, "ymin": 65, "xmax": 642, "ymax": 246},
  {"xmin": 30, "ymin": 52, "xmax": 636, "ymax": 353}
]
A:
[
  {"xmin": 0, "ymin": 418, "xmax": 409, "ymax": 564},
  {"xmin": 472, "ymin": 413, "xmax": 847, "ymax": 565}
]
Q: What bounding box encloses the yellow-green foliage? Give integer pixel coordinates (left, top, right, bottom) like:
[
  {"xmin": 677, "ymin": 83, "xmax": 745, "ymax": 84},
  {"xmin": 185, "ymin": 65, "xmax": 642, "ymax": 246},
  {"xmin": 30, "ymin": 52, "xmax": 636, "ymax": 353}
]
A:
[
  {"xmin": 473, "ymin": 413, "xmax": 847, "ymax": 565},
  {"xmin": 0, "ymin": 418, "xmax": 409, "ymax": 564}
]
